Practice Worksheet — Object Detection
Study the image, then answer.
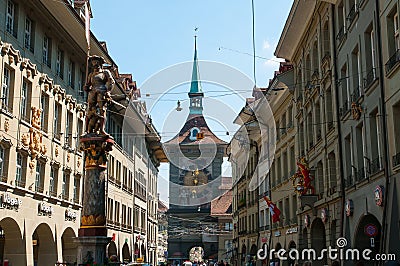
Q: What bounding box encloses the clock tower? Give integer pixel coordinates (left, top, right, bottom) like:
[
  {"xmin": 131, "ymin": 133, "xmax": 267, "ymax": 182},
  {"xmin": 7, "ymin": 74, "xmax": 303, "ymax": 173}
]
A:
[{"xmin": 166, "ymin": 37, "xmax": 227, "ymax": 262}]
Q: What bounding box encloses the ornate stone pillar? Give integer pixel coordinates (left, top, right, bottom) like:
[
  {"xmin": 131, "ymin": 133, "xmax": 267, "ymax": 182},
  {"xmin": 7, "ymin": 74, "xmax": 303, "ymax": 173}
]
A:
[{"xmin": 76, "ymin": 55, "xmax": 115, "ymax": 265}]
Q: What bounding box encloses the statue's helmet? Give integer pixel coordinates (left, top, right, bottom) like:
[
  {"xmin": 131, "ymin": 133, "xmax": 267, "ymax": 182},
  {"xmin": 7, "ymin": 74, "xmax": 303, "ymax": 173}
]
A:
[{"xmin": 88, "ymin": 55, "xmax": 106, "ymax": 65}]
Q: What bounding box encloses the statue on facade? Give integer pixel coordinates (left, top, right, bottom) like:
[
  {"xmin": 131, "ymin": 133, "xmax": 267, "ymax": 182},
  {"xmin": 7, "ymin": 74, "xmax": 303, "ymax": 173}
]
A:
[{"xmin": 84, "ymin": 55, "xmax": 114, "ymax": 135}]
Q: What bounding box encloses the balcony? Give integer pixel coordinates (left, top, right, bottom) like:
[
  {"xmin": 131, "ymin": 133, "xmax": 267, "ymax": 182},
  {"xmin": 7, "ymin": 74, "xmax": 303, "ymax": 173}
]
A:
[
  {"xmin": 1, "ymin": 101, "xmax": 13, "ymax": 114},
  {"xmin": 355, "ymin": 167, "xmax": 367, "ymax": 183},
  {"xmin": 393, "ymin": 152, "xmax": 400, "ymax": 168},
  {"xmin": 339, "ymin": 100, "xmax": 350, "ymax": 118},
  {"xmin": 364, "ymin": 68, "xmax": 377, "ymax": 90},
  {"xmin": 345, "ymin": 175, "xmax": 354, "ymax": 189},
  {"xmin": 385, "ymin": 49, "xmax": 400, "ymax": 75},
  {"xmin": 351, "ymin": 86, "xmax": 362, "ymax": 103},
  {"xmin": 368, "ymin": 157, "xmax": 382, "ymax": 175},
  {"xmin": 336, "ymin": 26, "xmax": 346, "ymax": 45},
  {"xmin": 346, "ymin": 4, "xmax": 358, "ymax": 27},
  {"xmin": 15, "ymin": 180, "xmax": 25, "ymax": 188},
  {"xmin": 35, "ymin": 186, "xmax": 44, "ymax": 193}
]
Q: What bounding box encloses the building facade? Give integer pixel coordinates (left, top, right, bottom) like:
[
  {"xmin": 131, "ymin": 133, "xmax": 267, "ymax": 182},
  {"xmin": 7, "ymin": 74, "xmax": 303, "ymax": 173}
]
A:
[{"xmin": 0, "ymin": 1, "xmax": 165, "ymax": 265}]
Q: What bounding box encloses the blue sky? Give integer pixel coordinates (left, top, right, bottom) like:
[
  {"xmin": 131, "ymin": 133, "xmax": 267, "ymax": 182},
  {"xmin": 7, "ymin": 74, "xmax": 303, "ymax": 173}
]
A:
[{"xmin": 90, "ymin": 1, "xmax": 293, "ymax": 204}]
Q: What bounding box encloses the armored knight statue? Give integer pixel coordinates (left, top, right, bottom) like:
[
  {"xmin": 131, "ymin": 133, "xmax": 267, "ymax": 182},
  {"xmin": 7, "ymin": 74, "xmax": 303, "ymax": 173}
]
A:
[{"xmin": 84, "ymin": 55, "xmax": 114, "ymax": 135}]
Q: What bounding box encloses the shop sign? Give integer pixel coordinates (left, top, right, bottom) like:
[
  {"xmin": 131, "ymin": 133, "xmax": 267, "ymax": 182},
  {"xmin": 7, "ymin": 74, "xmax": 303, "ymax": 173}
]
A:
[
  {"xmin": 286, "ymin": 227, "xmax": 298, "ymax": 235},
  {"xmin": 1, "ymin": 193, "xmax": 22, "ymax": 210},
  {"xmin": 38, "ymin": 202, "xmax": 53, "ymax": 216},
  {"xmin": 374, "ymin": 185, "xmax": 384, "ymax": 206},
  {"xmin": 364, "ymin": 224, "xmax": 378, "ymax": 237},
  {"xmin": 321, "ymin": 208, "xmax": 329, "ymax": 223},
  {"xmin": 345, "ymin": 199, "xmax": 354, "ymax": 216},
  {"xmin": 274, "ymin": 231, "xmax": 281, "ymax": 237},
  {"xmin": 65, "ymin": 209, "xmax": 77, "ymax": 221}
]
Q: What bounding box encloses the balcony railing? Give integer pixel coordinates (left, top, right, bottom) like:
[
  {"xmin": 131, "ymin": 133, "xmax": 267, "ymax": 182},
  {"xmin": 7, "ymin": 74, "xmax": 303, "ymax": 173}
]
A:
[
  {"xmin": 1, "ymin": 102, "xmax": 13, "ymax": 114},
  {"xmin": 346, "ymin": 4, "xmax": 358, "ymax": 26},
  {"xmin": 364, "ymin": 68, "xmax": 376, "ymax": 89},
  {"xmin": 35, "ymin": 186, "xmax": 44, "ymax": 193},
  {"xmin": 368, "ymin": 157, "xmax": 382, "ymax": 175},
  {"xmin": 74, "ymin": 198, "xmax": 80, "ymax": 204},
  {"xmin": 351, "ymin": 86, "xmax": 362, "ymax": 103},
  {"xmin": 345, "ymin": 175, "xmax": 354, "ymax": 188},
  {"xmin": 393, "ymin": 152, "xmax": 400, "ymax": 168},
  {"xmin": 15, "ymin": 180, "xmax": 25, "ymax": 188},
  {"xmin": 50, "ymin": 190, "xmax": 57, "ymax": 197},
  {"xmin": 336, "ymin": 26, "xmax": 346, "ymax": 44},
  {"xmin": 355, "ymin": 167, "xmax": 367, "ymax": 182},
  {"xmin": 339, "ymin": 100, "xmax": 350, "ymax": 117},
  {"xmin": 385, "ymin": 49, "xmax": 400, "ymax": 75},
  {"xmin": 62, "ymin": 194, "xmax": 69, "ymax": 201},
  {"xmin": 1, "ymin": 176, "xmax": 7, "ymax": 183}
]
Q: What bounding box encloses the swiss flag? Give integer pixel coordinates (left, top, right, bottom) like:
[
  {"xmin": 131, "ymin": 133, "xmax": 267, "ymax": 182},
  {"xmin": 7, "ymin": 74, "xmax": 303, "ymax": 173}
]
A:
[{"xmin": 263, "ymin": 196, "xmax": 281, "ymax": 223}]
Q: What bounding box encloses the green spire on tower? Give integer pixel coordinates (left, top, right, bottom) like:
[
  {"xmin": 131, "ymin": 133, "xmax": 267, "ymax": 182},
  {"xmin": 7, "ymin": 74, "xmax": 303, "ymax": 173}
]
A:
[
  {"xmin": 189, "ymin": 35, "xmax": 202, "ymax": 94},
  {"xmin": 188, "ymin": 31, "xmax": 204, "ymax": 115}
]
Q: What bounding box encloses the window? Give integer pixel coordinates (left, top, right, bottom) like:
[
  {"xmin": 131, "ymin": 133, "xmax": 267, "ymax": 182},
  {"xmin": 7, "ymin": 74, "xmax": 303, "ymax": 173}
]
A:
[
  {"xmin": 66, "ymin": 111, "xmax": 73, "ymax": 146},
  {"xmin": 0, "ymin": 148, "xmax": 3, "ymax": 178},
  {"xmin": 73, "ymin": 176, "xmax": 80, "ymax": 203},
  {"xmin": 6, "ymin": 0, "xmax": 17, "ymax": 37},
  {"xmin": 107, "ymin": 198, "xmax": 114, "ymax": 221},
  {"xmin": 20, "ymin": 80, "xmax": 31, "ymax": 122},
  {"xmin": 78, "ymin": 70, "xmax": 85, "ymax": 97},
  {"xmin": 355, "ymin": 123, "xmax": 366, "ymax": 180},
  {"xmin": 68, "ymin": 61, "xmax": 75, "ymax": 88},
  {"xmin": 2, "ymin": 68, "xmax": 12, "ymax": 112},
  {"xmin": 49, "ymin": 167, "xmax": 58, "ymax": 196},
  {"xmin": 56, "ymin": 49, "xmax": 64, "ymax": 78},
  {"xmin": 15, "ymin": 153, "xmax": 24, "ymax": 187},
  {"xmin": 41, "ymin": 93, "xmax": 49, "ymax": 132},
  {"xmin": 24, "ymin": 17, "xmax": 34, "ymax": 52},
  {"xmin": 35, "ymin": 162, "xmax": 43, "ymax": 193},
  {"xmin": 42, "ymin": 35, "xmax": 51, "ymax": 67},
  {"xmin": 54, "ymin": 103, "xmax": 62, "ymax": 140},
  {"xmin": 62, "ymin": 172, "xmax": 70, "ymax": 200}
]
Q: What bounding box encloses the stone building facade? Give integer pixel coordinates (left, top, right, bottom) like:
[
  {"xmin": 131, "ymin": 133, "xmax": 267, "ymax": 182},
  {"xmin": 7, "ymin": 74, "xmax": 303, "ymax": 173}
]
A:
[{"xmin": 0, "ymin": 1, "xmax": 165, "ymax": 265}]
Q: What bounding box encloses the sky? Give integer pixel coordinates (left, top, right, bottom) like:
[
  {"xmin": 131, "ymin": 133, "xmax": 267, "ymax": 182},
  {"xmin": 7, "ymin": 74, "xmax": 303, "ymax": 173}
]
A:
[{"xmin": 89, "ymin": 1, "xmax": 293, "ymax": 204}]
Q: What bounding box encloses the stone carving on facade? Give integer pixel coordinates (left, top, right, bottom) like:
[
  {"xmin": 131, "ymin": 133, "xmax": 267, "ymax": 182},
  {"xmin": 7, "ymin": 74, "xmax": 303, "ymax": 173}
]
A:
[
  {"xmin": 4, "ymin": 118, "xmax": 9, "ymax": 132},
  {"xmin": 67, "ymin": 153, "xmax": 71, "ymax": 163}
]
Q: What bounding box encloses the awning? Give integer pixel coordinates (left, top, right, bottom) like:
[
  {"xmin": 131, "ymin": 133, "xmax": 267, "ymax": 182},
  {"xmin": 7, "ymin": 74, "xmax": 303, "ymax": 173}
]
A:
[{"xmin": 270, "ymin": 68, "xmax": 294, "ymax": 91}]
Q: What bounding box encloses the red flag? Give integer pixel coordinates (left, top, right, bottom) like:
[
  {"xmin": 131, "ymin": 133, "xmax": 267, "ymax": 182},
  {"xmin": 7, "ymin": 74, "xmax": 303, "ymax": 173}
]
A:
[
  {"xmin": 263, "ymin": 196, "xmax": 281, "ymax": 223},
  {"xmin": 85, "ymin": 1, "xmax": 90, "ymax": 50}
]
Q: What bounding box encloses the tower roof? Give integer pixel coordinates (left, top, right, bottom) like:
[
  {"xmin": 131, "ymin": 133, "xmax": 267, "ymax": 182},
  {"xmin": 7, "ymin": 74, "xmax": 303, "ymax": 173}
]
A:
[{"xmin": 189, "ymin": 36, "xmax": 203, "ymax": 95}]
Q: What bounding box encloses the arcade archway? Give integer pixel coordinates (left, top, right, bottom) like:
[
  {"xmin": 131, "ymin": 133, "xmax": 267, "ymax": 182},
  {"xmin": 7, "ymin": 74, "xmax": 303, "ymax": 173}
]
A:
[
  {"xmin": 311, "ymin": 218, "xmax": 326, "ymax": 266},
  {"xmin": 354, "ymin": 214, "xmax": 381, "ymax": 265},
  {"xmin": 61, "ymin": 227, "xmax": 77, "ymax": 264},
  {"xmin": 107, "ymin": 241, "xmax": 118, "ymax": 259},
  {"xmin": 0, "ymin": 217, "xmax": 26, "ymax": 265},
  {"xmin": 122, "ymin": 242, "xmax": 131, "ymax": 263},
  {"xmin": 32, "ymin": 223, "xmax": 57, "ymax": 266}
]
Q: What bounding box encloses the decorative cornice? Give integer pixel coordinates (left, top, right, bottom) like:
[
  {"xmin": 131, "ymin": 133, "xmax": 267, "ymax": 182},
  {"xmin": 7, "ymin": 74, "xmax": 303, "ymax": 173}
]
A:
[
  {"xmin": 21, "ymin": 58, "xmax": 38, "ymax": 77},
  {"xmin": 1, "ymin": 43, "xmax": 22, "ymax": 64}
]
